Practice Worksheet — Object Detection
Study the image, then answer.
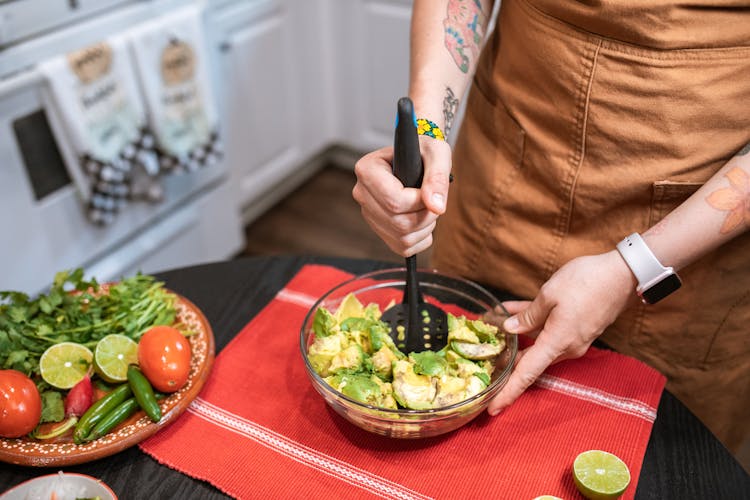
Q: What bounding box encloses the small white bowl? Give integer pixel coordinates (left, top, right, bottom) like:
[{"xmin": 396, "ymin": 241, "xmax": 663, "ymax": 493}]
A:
[{"xmin": 1, "ymin": 472, "xmax": 117, "ymax": 500}]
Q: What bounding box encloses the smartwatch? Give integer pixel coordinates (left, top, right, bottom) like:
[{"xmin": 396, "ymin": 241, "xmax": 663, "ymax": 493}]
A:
[{"xmin": 616, "ymin": 233, "xmax": 682, "ymax": 304}]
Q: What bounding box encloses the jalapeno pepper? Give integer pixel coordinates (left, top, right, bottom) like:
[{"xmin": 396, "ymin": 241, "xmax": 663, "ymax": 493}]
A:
[
  {"xmin": 127, "ymin": 364, "xmax": 161, "ymax": 423},
  {"xmin": 83, "ymin": 397, "xmax": 139, "ymax": 442},
  {"xmin": 73, "ymin": 383, "xmax": 132, "ymax": 444}
]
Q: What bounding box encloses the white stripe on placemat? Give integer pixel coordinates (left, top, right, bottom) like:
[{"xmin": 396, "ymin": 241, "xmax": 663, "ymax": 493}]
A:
[
  {"xmin": 536, "ymin": 374, "xmax": 657, "ymax": 422},
  {"xmin": 188, "ymin": 398, "xmax": 432, "ymax": 500},
  {"xmin": 275, "ymin": 288, "xmax": 319, "ymax": 309}
]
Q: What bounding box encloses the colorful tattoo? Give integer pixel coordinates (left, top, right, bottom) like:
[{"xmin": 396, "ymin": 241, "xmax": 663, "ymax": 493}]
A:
[
  {"xmin": 443, "ymin": 0, "xmax": 487, "ymax": 73},
  {"xmin": 705, "ymin": 167, "xmax": 750, "ymax": 234},
  {"xmin": 443, "ymin": 87, "xmax": 459, "ymax": 137}
]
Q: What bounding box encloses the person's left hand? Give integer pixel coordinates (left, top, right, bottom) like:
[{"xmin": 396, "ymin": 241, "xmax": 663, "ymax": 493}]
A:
[{"xmin": 487, "ymin": 250, "xmax": 637, "ymax": 415}]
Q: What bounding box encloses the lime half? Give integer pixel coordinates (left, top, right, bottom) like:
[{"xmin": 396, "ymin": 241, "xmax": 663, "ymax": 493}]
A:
[
  {"xmin": 94, "ymin": 334, "xmax": 138, "ymax": 383},
  {"xmin": 39, "ymin": 342, "xmax": 94, "ymax": 389},
  {"xmin": 573, "ymin": 449, "xmax": 631, "ymax": 500}
]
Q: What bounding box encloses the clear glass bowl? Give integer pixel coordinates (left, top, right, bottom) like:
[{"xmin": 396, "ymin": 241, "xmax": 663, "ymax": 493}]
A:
[{"xmin": 300, "ymin": 268, "xmax": 518, "ymax": 439}]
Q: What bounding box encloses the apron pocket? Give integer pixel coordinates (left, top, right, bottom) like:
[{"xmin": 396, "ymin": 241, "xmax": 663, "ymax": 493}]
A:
[
  {"xmin": 649, "ymin": 180, "xmax": 702, "ymax": 227},
  {"xmin": 471, "ymin": 78, "xmax": 526, "ymax": 170},
  {"xmin": 495, "ymin": 99, "xmax": 526, "ymax": 170},
  {"xmin": 704, "ymin": 290, "xmax": 750, "ymax": 365},
  {"xmin": 447, "ymin": 80, "xmax": 527, "ymax": 278}
]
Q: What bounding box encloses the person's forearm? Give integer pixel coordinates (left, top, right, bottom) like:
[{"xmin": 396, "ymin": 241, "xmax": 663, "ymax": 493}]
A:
[
  {"xmin": 409, "ymin": 0, "xmax": 495, "ymax": 137},
  {"xmin": 642, "ymin": 142, "xmax": 750, "ymax": 270}
]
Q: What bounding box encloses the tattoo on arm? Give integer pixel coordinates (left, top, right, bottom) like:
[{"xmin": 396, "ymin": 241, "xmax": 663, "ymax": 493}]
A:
[
  {"xmin": 443, "ymin": 0, "xmax": 487, "ymax": 73},
  {"xmin": 738, "ymin": 142, "xmax": 750, "ymax": 156},
  {"xmin": 443, "ymin": 87, "xmax": 459, "ymax": 137},
  {"xmin": 705, "ymin": 166, "xmax": 750, "ymax": 234}
]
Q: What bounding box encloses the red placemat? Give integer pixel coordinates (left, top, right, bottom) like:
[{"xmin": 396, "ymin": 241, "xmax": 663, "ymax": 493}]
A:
[{"xmin": 140, "ymin": 264, "xmax": 666, "ymax": 499}]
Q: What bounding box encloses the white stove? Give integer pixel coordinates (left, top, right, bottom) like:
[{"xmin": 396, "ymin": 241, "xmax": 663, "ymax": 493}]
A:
[{"xmin": 0, "ymin": 0, "xmax": 244, "ymax": 294}]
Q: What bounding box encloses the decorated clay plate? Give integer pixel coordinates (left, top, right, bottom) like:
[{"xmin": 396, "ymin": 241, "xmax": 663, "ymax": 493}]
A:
[{"xmin": 0, "ymin": 293, "xmax": 214, "ymax": 467}]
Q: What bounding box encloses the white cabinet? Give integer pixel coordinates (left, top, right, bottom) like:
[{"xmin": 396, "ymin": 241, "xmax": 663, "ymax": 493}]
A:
[
  {"xmin": 330, "ymin": 0, "xmax": 413, "ymax": 152},
  {"xmin": 208, "ymin": 0, "xmax": 332, "ymax": 219},
  {"xmin": 207, "ymin": 0, "xmax": 413, "ymax": 214}
]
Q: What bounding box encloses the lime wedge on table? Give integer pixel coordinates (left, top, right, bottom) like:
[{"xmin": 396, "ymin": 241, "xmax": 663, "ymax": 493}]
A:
[
  {"xmin": 94, "ymin": 334, "xmax": 139, "ymax": 383},
  {"xmin": 572, "ymin": 449, "xmax": 631, "ymax": 500},
  {"xmin": 39, "ymin": 342, "xmax": 94, "ymax": 389}
]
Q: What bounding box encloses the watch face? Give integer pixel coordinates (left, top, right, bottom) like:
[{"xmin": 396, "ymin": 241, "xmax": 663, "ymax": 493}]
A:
[{"xmin": 641, "ymin": 273, "xmax": 682, "ymax": 304}]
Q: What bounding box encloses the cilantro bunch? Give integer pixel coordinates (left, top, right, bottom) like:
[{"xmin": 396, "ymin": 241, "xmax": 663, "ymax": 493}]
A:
[{"xmin": 0, "ymin": 269, "xmax": 178, "ymax": 379}]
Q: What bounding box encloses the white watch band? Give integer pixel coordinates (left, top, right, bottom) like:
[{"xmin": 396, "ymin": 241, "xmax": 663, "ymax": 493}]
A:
[{"xmin": 616, "ymin": 233, "xmax": 674, "ymax": 293}]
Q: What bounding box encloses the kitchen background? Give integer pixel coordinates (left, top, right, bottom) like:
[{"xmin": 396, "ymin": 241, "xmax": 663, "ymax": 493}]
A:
[{"xmin": 0, "ymin": 0, "xmax": 423, "ymax": 295}]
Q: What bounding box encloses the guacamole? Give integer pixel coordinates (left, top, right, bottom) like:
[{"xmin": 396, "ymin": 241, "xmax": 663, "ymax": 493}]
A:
[{"xmin": 307, "ymin": 293, "xmax": 506, "ymax": 410}]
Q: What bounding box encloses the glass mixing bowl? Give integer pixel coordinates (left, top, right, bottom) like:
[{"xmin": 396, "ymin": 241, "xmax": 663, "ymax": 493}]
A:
[{"xmin": 300, "ymin": 268, "xmax": 518, "ymax": 439}]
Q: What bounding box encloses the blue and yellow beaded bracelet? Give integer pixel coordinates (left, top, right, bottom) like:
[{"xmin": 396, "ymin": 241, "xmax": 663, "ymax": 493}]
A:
[{"xmin": 416, "ymin": 118, "xmax": 446, "ymax": 141}]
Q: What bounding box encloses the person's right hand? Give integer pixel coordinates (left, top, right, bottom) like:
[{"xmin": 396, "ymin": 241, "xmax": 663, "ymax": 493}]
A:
[{"xmin": 352, "ymin": 137, "xmax": 452, "ymax": 257}]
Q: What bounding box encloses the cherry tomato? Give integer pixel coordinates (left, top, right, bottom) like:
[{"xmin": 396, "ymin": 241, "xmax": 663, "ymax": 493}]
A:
[
  {"xmin": 138, "ymin": 326, "xmax": 192, "ymax": 393},
  {"xmin": 0, "ymin": 369, "xmax": 42, "ymax": 438}
]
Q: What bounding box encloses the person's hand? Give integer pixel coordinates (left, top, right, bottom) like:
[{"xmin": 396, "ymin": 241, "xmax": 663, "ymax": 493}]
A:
[
  {"xmin": 487, "ymin": 250, "xmax": 637, "ymax": 415},
  {"xmin": 352, "ymin": 137, "xmax": 452, "ymax": 257}
]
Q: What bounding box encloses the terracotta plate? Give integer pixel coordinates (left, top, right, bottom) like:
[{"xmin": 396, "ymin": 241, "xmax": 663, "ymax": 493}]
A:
[{"xmin": 0, "ymin": 293, "xmax": 215, "ymax": 467}]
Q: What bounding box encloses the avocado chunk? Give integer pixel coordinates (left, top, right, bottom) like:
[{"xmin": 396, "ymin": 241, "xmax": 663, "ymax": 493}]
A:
[
  {"xmin": 434, "ymin": 375, "xmax": 469, "ymax": 407},
  {"xmin": 410, "ymin": 350, "xmax": 448, "ymax": 377},
  {"xmin": 325, "ymin": 373, "xmax": 397, "ymax": 408},
  {"xmin": 372, "ymin": 345, "xmax": 399, "ymax": 379},
  {"xmin": 451, "ymin": 341, "xmax": 504, "ymax": 360},
  {"xmin": 329, "ymin": 344, "xmax": 365, "ymax": 373},
  {"xmin": 392, "ymin": 359, "xmax": 437, "ymax": 410},
  {"xmin": 308, "ymin": 332, "xmax": 346, "ymax": 376}
]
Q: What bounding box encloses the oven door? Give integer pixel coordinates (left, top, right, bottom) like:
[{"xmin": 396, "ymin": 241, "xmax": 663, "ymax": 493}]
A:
[{"xmin": 0, "ymin": 68, "xmax": 244, "ymax": 294}]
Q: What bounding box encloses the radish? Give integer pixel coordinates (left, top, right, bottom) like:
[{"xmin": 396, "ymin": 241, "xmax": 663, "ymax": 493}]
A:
[{"xmin": 65, "ymin": 375, "xmax": 93, "ymax": 417}]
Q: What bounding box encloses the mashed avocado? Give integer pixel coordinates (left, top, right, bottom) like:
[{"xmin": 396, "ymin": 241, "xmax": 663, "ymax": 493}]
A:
[{"xmin": 307, "ymin": 294, "xmax": 506, "ymax": 410}]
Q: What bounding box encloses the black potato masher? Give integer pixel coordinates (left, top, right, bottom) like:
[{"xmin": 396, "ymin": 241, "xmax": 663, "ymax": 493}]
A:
[{"xmin": 380, "ymin": 97, "xmax": 449, "ymax": 353}]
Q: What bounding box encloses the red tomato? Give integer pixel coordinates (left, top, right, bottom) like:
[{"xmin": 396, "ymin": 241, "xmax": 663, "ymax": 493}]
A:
[
  {"xmin": 138, "ymin": 326, "xmax": 192, "ymax": 393},
  {"xmin": 0, "ymin": 369, "xmax": 42, "ymax": 438}
]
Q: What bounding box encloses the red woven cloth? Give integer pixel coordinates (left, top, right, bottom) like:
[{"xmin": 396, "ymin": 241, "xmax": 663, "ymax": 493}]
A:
[{"xmin": 140, "ymin": 264, "xmax": 666, "ymax": 499}]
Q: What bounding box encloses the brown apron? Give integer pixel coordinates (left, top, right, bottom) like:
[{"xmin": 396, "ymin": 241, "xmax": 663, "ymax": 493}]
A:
[{"xmin": 431, "ymin": 0, "xmax": 750, "ymax": 453}]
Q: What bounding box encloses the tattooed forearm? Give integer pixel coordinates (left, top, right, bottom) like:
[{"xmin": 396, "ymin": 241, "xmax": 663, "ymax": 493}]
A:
[
  {"xmin": 443, "ymin": 87, "xmax": 459, "ymax": 137},
  {"xmin": 705, "ymin": 166, "xmax": 750, "ymax": 234},
  {"xmin": 443, "ymin": 0, "xmax": 487, "ymax": 73},
  {"xmin": 738, "ymin": 142, "xmax": 750, "ymax": 156}
]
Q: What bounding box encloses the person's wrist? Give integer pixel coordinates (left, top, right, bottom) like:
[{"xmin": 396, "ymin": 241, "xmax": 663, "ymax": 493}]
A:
[
  {"xmin": 416, "ymin": 118, "xmax": 446, "ymax": 141},
  {"xmin": 608, "ymin": 249, "xmax": 639, "ymax": 302}
]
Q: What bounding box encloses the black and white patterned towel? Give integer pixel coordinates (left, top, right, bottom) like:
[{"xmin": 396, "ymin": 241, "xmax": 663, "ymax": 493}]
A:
[
  {"xmin": 40, "ymin": 36, "xmax": 161, "ymax": 226},
  {"xmin": 128, "ymin": 5, "xmax": 223, "ymax": 174}
]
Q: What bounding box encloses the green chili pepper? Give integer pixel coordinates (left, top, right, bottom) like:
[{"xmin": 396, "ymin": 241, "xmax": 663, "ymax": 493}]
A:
[
  {"xmin": 73, "ymin": 383, "xmax": 132, "ymax": 444},
  {"xmin": 127, "ymin": 364, "xmax": 162, "ymax": 423},
  {"xmin": 83, "ymin": 397, "xmax": 139, "ymax": 442}
]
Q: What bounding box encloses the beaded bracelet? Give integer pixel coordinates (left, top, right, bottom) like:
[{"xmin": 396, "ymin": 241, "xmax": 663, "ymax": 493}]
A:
[{"xmin": 416, "ymin": 118, "xmax": 446, "ymax": 141}]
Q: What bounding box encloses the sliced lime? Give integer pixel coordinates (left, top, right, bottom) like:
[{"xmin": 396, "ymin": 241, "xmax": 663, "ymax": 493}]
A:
[
  {"xmin": 573, "ymin": 449, "xmax": 631, "ymax": 500},
  {"xmin": 39, "ymin": 342, "xmax": 93, "ymax": 389},
  {"xmin": 94, "ymin": 334, "xmax": 138, "ymax": 383}
]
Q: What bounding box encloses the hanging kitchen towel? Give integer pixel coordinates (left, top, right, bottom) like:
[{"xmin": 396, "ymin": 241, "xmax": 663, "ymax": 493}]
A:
[
  {"xmin": 140, "ymin": 264, "xmax": 666, "ymax": 500},
  {"xmin": 39, "ymin": 36, "xmax": 160, "ymax": 225},
  {"xmin": 127, "ymin": 6, "xmax": 222, "ymax": 173}
]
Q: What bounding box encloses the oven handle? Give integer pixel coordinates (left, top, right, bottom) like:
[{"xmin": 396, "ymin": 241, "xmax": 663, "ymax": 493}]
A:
[
  {"xmin": 0, "ymin": 67, "xmax": 44, "ymax": 96},
  {"xmin": 84, "ymin": 203, "xmax": 199, "ymax": 282}
]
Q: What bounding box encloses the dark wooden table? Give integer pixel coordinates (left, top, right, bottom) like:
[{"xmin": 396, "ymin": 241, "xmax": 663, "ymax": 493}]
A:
[{"xmin": 1, "ymin": 256, "xmax": 748, "ymax": 499}]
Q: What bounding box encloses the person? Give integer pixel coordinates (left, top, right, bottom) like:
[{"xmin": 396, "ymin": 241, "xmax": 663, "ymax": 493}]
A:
[{"xmin": 352, "ymin": 0, "xmax": 750, "ymax": 456}]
